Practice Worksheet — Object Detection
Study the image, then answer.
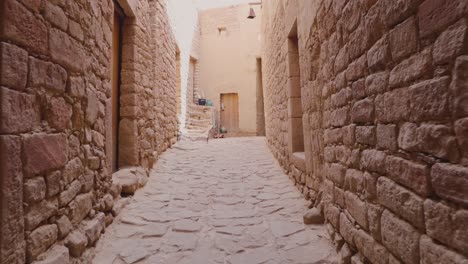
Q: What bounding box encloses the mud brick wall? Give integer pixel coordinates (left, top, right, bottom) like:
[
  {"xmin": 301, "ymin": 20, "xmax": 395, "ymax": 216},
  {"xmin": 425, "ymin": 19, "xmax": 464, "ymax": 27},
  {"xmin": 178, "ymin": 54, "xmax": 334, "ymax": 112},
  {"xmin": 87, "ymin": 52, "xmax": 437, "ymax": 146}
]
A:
[
  {"xmin": 262, "ymin": 0, "xmax": 468, "ymax": 263},
  {"xmin": 0, "ymin": 0, "xmax": 177, "ymax": 263}
]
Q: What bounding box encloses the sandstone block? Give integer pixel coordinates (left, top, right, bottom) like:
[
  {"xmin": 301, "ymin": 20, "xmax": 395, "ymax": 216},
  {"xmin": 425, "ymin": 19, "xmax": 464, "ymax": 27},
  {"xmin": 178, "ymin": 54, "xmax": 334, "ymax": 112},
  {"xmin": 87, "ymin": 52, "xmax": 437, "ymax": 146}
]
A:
[
  {"xmin": 325, "ymin": 163, "xmax": 346, "ymax": 187},
  {"xmin": 102, "ymin": 194, "xmax": 114, "ymax": 212},
  {"xmin": 329, "ymin": 107, "xmax": 349, "ymax": 128},
  {"xmin": 24, "ymin": 177, "xmax": 46, "ymax": 204},
  {"xmin": 385, "ymin": 156, "xmax": 429, "ymax": 197},
  {"xmin": 67, "ymin": 77, "xmax": 86, "ymax": 98},
  {"xmin": 423, "ymin": 199, "xmax": 455, "ymax": 248},
  {"xmin": 339, "ymin": 213, "xmax": 356, "ymax": 246},
  {"xmin": 351, "ymin": 79, "xmax": 366, "ymax": 100},
  {"xmin": 377, "ymin": 124, "xmax": 397, "ymax": 151},
  {"xmin": 324, "ymin": 203, "xmax": 340, "ymax": 229},
  {"xmin": 80, "ymin": 173, "xmax": 94, "ymax": 193},
  {"xmin": 389, "ymin": 16, "xmax": 418, "ymax": 62},
  {"xmin": 381, "ymin": 0, "xmax": 419, "ymax": 27},
  {"xmin": 0, "ymin": 135, "xmax": 25, "ymax": 263},
  {"xmin": 63, "ymin": 157, "xmax": 84, "ymax": 186},
  {"xmin": 354, "ymin": 229, "xmax": 389, "ymax": 264},
  {"xmin": 408, "ymin": 77, "xmax": 450, "ymax": 122},
  {"xmin": 303, "ymin": 208, "xmax": 324, "ymax": 224},
  {"xmin": 23, "ymin": 134, "xmax": 68, "ymax": 176},
  {"xmin": 398, "ymin": 123, "xmax": 459, "ymax": 161},
  {"xmin": 49, "ymin": 28, "xmax": 87, "ymax": 72},
  {"xmin": 25, "ymin": 199, "xmax": 58, "ymax": 231},
  {"xmin": 0, "ymin": 87, "xmax": 40, "ymax": 134},
  {"xmin": 431, "ymin": 163, "xmax": 468, "ymax": 206},
  {"xmin": 347, "ymin": 55, "xmax": 367, "ymax": 82},
  {"xmin": 56, "ymin": 215, "xmax": 72, "ymax": 239},
  {"xmin": 351, "ymin": 98, "xmax": 374, "ymax": 124},
  {"xmin": 65, "ymin": 231, "xmax": 87, "ymax": 257},
  {"xmin": 48, "ymin": 97, "xmax": 72, "ymax": 130},
  {"xmin": 0, "ymin": 42, "xmax": 28, "ymax": 90},
  {"xmin": 365, "ymin": 71, "xmax": 388, "ymax": 96},
  {"xmin": 27, "ymin": 224, "xmax": 58, "ymax": 262},
  {"xmin": 45, "ymin": 171, "xmax": 62, "ymax": 198},
  {"xmin": 367, "ymin": 36, "xmax": 390, "ymax": 72},
  {"xmin": 69, "ymin": 20, "xmax": 84, "ymax": 42},
  {"xmin": 418, "ymin": 0, "xmax": 468, "ymax": 38},
  {"xmin": 345, "ymin": 191, "xmax": 368, "ymax": 229},
  {"xmin": 58, "ymin": 180, "xmax": 82, "ymax": 207},
  {"xmin": 33, "ymin": 245, "xmax": 69, "ymax": 264},
  {"xmin": 375, "ymin": 88, "xmax": 409, "ymax": 123},
  {"xmin": 367, "ymin": 203, "xmax": 383, "ymax": 241},
  {"xmin": 420, "ymin": 235, "xmax": 468, "ymax": 264},
  {"xmin": 360, "ymin": 149, "xmax": 386, "ymax": 174},
  {"xmin": 3, "ymin": 0, "xmax": 48, "ymax": 55},
  {"xmin": 331, "ymin": 87, "xmax": 351, "ymax": 108},
  {"xmin": 451, "ymin": 56, "xmax": 468, "ymax": 117},
  {"xmin": 344, "ymin": 169, "xmax": 364, "ymax": 194},
  {"xmin": 389, "ymin": 48, "xmax": 431, "ymax": 89},
  {"xmin": 43, "ymin": 2, "xmax": 68, "ymax": 31},
  {"xmin": 335, "ymin": 45, "xmax": 350, "ymax": 74},
  {"xmin": 356, "ymin": 126, "xmax": 376, "ymax": 146},
  {"xmin": 377, "ymin": 177, "xmax": 424, "ymax": 230},
  {"xmin": 84, "ymin": 213, "xmax": 105, "ymax": 245},
  {"xmin": 433, "ymin": 18, "xmax": 468, "ymax": 65},
  {"xmin": 381, "ymin": 210, "xmax": 420, "ymax": 264},
  {"xmin": 335, "ymin": 187, "xmax": 346, "ymax": 208},
  {"xmin": 28, "ymin": 57, "xmax": 67, "ymax": 93},
  {"xmin": 69, "ymin": 193, "xmax": 93, "ymax": 226},
  {"xmin": 364, "ymin": 172, "xmax": 378, "ymax": 201},
  {"xmin": 455, "ymin": 118, "xmax": 468, "ymax": 163}
]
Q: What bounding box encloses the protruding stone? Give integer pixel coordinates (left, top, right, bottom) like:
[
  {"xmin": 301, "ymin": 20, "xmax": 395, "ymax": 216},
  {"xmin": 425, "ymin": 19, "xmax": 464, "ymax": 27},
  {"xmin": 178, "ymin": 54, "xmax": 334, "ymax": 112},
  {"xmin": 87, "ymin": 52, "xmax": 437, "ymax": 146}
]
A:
[
  {"xmin": 0, "ymin": 87, "xmax": 40, "ymax": 134},
  {"xmin": 303, "ymin": 208, "xmax": 324, "ymax": 225},
  {"xmin": 65, "ymin": 231, "xmax": 87, "ymax": 258},
  {"xmin": 56, "ymin": 215, "xmax": 72, "ymax": 239},
  {"xmin": 32, "ymin": 245, "xmax": 69, "ymax": 264},
  {"xmin": 27, "ymin": 224, "xmax": 58, "ymax": 262}
]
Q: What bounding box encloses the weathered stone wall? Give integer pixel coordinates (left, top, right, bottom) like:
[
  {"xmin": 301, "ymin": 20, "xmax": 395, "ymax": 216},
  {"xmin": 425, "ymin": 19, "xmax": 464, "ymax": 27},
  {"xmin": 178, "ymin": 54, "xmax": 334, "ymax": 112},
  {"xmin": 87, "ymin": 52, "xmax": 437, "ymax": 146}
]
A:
[
  {"xmin": 0, "ymin": 0, "xmax": 177, "ymax": 263},
  {"xmin": 262, "ymin": 0, "xmax": 468, "ymax": 263}
]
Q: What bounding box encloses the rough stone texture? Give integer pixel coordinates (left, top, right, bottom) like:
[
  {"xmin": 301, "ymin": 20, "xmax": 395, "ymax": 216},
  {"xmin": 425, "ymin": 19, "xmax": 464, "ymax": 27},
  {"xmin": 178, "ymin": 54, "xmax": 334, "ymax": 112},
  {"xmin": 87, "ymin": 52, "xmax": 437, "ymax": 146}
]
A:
[
  {"xmin": 23, "ymin": 134, "xmax": 68, "ymax": 177},
  {"xmin": 27, "ymin": 225, "xmax": 58, "ymax": 262},
  {"xmin": 0, "ymin": 136, "xmax": 25, "ymax": 263},
  {"xmin": 262, "ymin": 0, "xmax": 468, "ymax": 262},
  {"xmin": 94, "ymin": 138, "xmax": 337, "ymax": 263},
  {"xmin": 32, "ymin": 245, "xmax": 69, "ymax": 264}
]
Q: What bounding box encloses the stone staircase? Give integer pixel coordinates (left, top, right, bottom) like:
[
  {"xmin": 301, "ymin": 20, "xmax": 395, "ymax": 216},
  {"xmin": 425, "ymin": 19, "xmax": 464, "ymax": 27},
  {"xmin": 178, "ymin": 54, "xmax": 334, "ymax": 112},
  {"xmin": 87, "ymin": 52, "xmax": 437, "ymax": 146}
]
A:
[{"xmin": 182, "ymin": 105, "xmax": 213, "ymax": 141}]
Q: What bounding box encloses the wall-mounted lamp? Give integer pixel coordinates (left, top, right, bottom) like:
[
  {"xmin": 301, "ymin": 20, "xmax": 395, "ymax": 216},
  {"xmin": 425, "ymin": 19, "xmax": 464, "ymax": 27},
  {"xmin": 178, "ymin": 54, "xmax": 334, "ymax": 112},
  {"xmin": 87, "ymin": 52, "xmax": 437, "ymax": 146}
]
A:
[
  {"xmin": 247, "ymin": 8, "xmax": 256, "ymax": 19},
  {"xmin": 247, "ymin": 1, "xmax": 262, "ymax": 19}
]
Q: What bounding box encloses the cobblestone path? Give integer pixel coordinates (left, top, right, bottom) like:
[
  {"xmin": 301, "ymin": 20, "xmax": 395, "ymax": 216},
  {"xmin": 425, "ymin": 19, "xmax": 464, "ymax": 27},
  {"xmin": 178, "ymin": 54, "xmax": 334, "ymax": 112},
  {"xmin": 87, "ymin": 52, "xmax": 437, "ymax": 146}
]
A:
[{"xmin": 94, "ymin": 137, "xmax": 336, "ymax": 264}]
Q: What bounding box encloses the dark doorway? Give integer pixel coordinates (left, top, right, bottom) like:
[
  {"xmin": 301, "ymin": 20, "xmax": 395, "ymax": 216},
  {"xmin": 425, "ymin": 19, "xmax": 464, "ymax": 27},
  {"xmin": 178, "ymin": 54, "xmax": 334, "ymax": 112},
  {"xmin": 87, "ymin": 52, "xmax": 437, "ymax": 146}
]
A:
[
  {"xmin": 111, "ymin": 2, "xmax": 124, "ymax": 172},
  {"xmin": 256, "ymin": 58, "xmax": 266, "ymax": 136}
]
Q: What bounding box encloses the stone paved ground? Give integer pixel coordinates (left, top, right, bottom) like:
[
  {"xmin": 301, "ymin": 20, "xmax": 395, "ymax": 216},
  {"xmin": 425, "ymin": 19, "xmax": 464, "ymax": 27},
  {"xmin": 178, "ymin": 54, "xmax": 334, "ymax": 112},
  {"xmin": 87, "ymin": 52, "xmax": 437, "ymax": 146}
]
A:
[{"xmin": 93, "ymin": 137, "xmax": 336, "ymax": 264}]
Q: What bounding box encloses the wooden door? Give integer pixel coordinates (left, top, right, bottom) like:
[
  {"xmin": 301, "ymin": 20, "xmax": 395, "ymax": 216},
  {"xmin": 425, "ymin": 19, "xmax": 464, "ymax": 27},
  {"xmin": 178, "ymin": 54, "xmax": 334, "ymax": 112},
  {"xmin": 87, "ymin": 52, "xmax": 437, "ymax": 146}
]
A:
[
  {"xmin": 221, "ymin": 93, "xmax": 239, "ymax": 133},
  {"xmin": 111, "ymin": 6, "xmax": 124, "ymax": 172}
]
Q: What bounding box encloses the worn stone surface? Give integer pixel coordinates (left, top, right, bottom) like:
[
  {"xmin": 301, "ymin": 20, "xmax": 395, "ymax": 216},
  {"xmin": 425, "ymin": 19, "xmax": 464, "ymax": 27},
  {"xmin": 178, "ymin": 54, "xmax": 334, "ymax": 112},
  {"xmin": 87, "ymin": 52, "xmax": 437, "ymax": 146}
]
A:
[
  {"xmin": 261, "ymin": 1, "xmax": 468, "ymax": 263},
  {"xmin": 94, "ymin": 138, "xmax": 337, "ymax": 263},
  {"xmin": 27, "ymin": 224, "xmax": 58, "ymax": 262},
  {"xmin": 32, "ymin": 245, "xmax": 69, "ymax": 264}
]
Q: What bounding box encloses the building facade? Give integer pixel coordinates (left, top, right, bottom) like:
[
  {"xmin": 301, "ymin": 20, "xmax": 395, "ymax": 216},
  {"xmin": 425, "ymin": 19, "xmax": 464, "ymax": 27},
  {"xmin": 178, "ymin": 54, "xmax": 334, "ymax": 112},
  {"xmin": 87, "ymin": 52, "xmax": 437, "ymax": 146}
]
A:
[
  {"xmin": 262, "ymin": 0, "xmax": 468, "ymax": 263},
  {"xmin": 0, "ymin": 0, "xmax": 178, "ymax": 262}
]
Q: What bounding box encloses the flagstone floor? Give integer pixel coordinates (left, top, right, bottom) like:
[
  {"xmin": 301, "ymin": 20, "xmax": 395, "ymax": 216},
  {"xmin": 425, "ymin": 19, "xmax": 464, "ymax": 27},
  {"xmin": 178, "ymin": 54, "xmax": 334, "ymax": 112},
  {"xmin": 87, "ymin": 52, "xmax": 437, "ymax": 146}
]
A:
[{"xmin": 93, "ymin": 137, "xmax": 336, "ymax": 264}]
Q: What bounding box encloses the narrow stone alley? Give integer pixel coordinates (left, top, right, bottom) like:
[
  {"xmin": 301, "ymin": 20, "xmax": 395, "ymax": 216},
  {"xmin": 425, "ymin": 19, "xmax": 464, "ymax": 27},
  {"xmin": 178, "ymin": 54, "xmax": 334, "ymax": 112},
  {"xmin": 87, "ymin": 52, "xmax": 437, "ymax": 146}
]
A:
[{"xmin": 93, "ymin": 138, "xmax": 336, "ymax": 264}]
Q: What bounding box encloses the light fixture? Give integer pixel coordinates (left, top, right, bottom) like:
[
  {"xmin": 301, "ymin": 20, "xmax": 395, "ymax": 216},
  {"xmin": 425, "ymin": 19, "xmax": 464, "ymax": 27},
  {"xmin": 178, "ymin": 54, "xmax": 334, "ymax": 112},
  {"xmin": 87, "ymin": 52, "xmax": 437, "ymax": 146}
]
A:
[
  {"xmin": 247, "ymin": 1, "xmax": 261, "ymax": 19},
  {"xmin": 247, "ymin": 8, "xmax": 256, "ymax": 19}
]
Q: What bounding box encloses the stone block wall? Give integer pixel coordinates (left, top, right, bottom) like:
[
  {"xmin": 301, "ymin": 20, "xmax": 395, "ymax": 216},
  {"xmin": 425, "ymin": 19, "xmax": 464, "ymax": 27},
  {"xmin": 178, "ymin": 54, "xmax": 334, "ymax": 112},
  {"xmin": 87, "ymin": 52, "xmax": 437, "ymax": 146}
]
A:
[
  {"xmin": 0, "ymin": 0, "xmax": 177, "ymax": 263},
  {"xmin": 262, "ymin": 0, "xmax": 468, "ymax": 263}
]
